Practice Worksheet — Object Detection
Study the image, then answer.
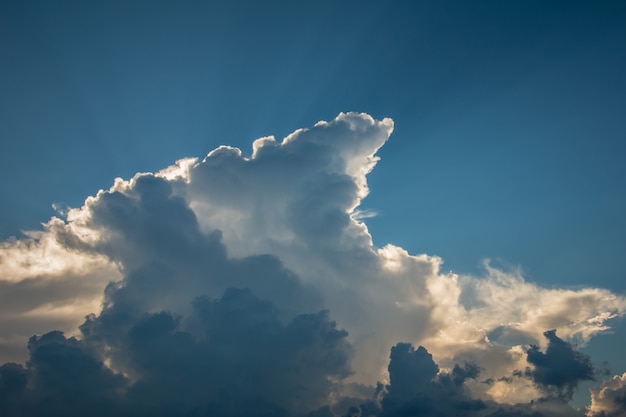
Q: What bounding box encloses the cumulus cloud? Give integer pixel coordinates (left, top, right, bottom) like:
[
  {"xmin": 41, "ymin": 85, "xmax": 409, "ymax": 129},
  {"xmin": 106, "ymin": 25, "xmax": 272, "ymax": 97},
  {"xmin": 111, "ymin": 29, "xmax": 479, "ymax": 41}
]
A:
[
  {"xmin": 1, "ymin": 288, "xmax": 352, "ymax": 416},
  {"xmin": 0, "ymin": 225, "xmax": 118, "ymax": 364},
  {"xmin": 526, "ymin": 330, "xmax": 595, "ymax": 401},
  {"xmin": 340, "ymin": 339, "xmax": 592, "ymax": 417},
  {"xmin": 588, "ymin": 373, "xmax": 626, "ymax": 417},
  {"xmin": 379, "ymin": 342, "xmax": 485, "ymax": 416},
  {"xmin": 0, "ymin": 112, "xmax": 625, "ymax": 415}
]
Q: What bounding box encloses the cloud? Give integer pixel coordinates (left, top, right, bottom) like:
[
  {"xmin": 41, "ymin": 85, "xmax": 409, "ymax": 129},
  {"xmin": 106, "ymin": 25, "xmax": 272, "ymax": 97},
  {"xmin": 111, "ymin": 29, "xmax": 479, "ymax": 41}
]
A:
[
  {"xmin": 0, "ymin": 362, "xmax": 28, "ymax": 416},
  {"xmin": 526, "ymin": 330, "xmax": 595, "ymax": 400},
  {"xmin": 93, "ymin": 286, "xmax": 352, "ymax": 415},
  {"xmin": 342, "ymin": 341, "xmax": 590, "ymax": 417},
  {"xmin": 588, "ymin": 373, "xmax": 626, "ymax": 417},
  {"xmin": 379, "ymin": 342, "xmax": 486, "ymax": 416},
  {"xmin": 0, "ymin": 287, "xmax": 353, "ymax": 416},
  {"xmin": 0, "ymin": 112, "xmax": 625, "ymax": 415}
]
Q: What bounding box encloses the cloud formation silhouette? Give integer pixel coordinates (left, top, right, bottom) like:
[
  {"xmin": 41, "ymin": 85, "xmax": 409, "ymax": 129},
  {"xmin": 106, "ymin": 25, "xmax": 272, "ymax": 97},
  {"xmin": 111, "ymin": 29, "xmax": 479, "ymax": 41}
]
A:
[
  {"xmin": 526, "ymin": 330, "xmax": 595, "ymax": 401},
  {"xmin": 0, "ymin": 113, "xmax": 625, "ymax": 416}
]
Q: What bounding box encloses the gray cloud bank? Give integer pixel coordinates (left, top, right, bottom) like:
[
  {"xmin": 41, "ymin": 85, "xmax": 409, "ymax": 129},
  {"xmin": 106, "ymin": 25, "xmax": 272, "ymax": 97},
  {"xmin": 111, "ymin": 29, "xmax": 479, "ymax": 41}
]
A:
[{"xmin": 1, "ymin": 113, "xmax": 625, "ymax": 416}]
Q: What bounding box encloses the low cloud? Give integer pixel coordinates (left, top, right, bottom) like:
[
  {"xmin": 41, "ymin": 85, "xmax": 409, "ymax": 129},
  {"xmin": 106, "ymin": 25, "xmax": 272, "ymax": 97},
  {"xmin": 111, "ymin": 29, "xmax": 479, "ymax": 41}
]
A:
[
  {"xmin": 526, "ymin": 330, "xmax": 595, "ymax": 400},
  {"xmin": 379, "ymin": 343, "xmax": 485, "ymax": 416},
  {"xmin": 0, "ymin": 113, "xmax": 625, "ymax": 415},
  {"xmin": 338, "ymin": 339, "xmax": 593, "ymax": 417},
  {"xmin": 0, "ymin": 287, "xmax": 353, "ymax": 416},
  {"xmin": 588, "ymin": 373, "xmax": 626, "ymax": 417}
]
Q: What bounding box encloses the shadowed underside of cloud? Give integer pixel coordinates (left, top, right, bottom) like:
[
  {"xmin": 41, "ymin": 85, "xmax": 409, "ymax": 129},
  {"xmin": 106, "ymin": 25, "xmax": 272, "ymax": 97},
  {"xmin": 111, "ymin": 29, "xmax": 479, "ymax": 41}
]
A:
[
  {"xmin": 0, "ymin": 323, "xmax": 597, "ymax": 417},
  {"xmin": 0, "ymin": 288, "xmax": 352, "ymax": 417},
  {"xmin": 341, "ymin": 331, "xmax": 595, "ymax": 417},
  {"xmin": 0, "ymin": 112, "xmax": 625, "ymax": 416},
  {"xmin": 526, "ymin": 330, "xmax": 595, "ymax": 401}
]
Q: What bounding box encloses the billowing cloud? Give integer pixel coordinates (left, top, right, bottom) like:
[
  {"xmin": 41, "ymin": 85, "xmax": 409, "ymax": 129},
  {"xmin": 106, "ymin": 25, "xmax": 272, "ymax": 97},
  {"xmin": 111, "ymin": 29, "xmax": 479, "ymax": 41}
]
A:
[
  {"xmin": 379, "ymin": 342, "xmax": 485, "ymax": 416},
  {"xmin": 0, "ymin": 223, "xmax": 118, "ymax": 364},
  {"xmin": 0, "ymin": 112, "xmax": 625, "ymax": 415},
  {"xmin": 336, "ymin": 339, "xmax": 593, "ymax": 417},
  {"xmin": 588, "ymin": 373, "xmax": 626, "ymax": 417},
  {"xmin": 526, "ymin": 330, "xmax": 595, "ymax": 401}
]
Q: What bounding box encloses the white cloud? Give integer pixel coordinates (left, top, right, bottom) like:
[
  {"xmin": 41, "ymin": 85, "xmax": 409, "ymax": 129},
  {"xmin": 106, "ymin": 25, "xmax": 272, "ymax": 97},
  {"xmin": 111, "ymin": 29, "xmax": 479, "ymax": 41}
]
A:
[
  {"xmin": 588, "ymin": 373, "xmax": 626, "ymax": 417},
  {"xmin": 0, "ymin": 112, "xmax": 625, "ymax": 414},
  {"xmin": 588, "ymin": 372, "xmax": 626, "ymax": 417}
]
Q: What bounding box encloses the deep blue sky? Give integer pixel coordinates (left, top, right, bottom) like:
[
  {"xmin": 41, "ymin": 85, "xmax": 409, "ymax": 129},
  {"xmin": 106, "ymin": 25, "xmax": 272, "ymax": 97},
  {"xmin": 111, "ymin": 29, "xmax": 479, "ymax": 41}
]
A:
[{"xmin": 2, "ymin": 0, "xmax": 625, "ymax": 293}]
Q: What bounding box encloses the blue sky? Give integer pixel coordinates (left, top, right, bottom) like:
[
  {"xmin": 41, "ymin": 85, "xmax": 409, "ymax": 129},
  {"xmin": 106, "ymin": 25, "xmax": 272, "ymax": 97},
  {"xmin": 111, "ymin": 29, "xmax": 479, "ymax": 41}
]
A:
[
  {"xmin": 2, "ymin": 1, "xmax": 625, "ymax": 287},
  {"xmin": 1, "ymin": 1, "xmax": 626, "ymax": 415}
]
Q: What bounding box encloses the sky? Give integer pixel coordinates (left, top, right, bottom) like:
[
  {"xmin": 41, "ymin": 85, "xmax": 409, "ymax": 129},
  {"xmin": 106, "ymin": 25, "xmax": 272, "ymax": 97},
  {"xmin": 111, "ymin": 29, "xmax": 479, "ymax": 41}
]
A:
[{"xmin": 1, "ymin": 1, "xmax": 626, "ymax": 416}]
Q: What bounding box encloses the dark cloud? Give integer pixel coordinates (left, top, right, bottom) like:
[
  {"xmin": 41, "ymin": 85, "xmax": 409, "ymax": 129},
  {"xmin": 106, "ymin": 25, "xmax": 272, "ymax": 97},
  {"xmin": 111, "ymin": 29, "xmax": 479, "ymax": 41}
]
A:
[
  {"xmin": 385, "ymin": 343, "xmax": 439, "ymax": 401},
  {"xmin": 26, "ymin": 331, "xmax": 126, "ymax": 417},
  {"xmin": 7, "ymin": 309, "xmax": 601, "ymax": 417},
  {"xmin": 0, "ymin": 331, "xmax": 127, "ymax": 417},
  {"xmin": 0, "ymin": 362, "xmax": 27, "ymax": 416},
  {"xmin": 339, "ymin": 340, "xmax": 597, "ymax": 417},
  {"xmin": 439, "ymin": 362, "xmax": 481, "ymax": 389},
  {"xmin": 526, "ymin": 330, "xmax": 595, "ymax": 400},
  {"xmin": 0, "ymin": 288, "xmax": 353, "ymax": 417},
  {"xmin": 111, "ymin": 288, "xmax": 352, "ymax": 415},
  {"xmin": 483, "ymin": 400, "xmax": 588, "ymax": 417},
  {"xmin": 342, "ymin": 342, "xmax": 486, "ymax": 417},
  {"xmin": 382, "ymin": 344, "xmax": 485, "ymax": 416}
]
